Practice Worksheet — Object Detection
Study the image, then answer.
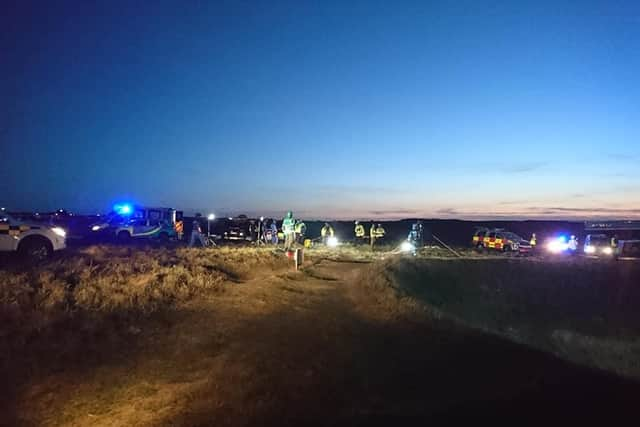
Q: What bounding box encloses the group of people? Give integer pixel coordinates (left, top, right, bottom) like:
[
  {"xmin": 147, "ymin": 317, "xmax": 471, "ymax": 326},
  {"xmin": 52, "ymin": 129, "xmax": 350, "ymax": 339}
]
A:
[
  {"xmin": 186, "ymin": 210, "xmax": 395, "ymax": 251},
  {"xmin": 353, "ymin": 221, "xmax": 387, "ymax": 249},
  {"xmin": 258, "ymin": 216, "xmax": 307, "ymax": 247}
]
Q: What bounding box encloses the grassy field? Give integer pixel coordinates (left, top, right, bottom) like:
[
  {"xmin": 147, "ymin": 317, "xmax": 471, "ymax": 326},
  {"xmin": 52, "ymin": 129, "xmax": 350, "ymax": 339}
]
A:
[
  {"xmin": 373, "ymin": 256, "xmax": 640, "ymax": 378},
  {"xmin": 1, "ymin": 245, "xmax": 639, "ymax": 425}
]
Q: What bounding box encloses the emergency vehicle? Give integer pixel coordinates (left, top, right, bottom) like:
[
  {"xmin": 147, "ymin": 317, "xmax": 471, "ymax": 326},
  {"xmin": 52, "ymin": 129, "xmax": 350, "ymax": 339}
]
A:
[
  {"xmin": 584, "ymin": 221, "xmax": 640, "ymax": 258},
  {"xmin": 472, "ymin": 228, "xmax": 531, "ymax": 253},
  {"xmin": 0, "ymin": 210, "xmax": 66, "ymax": 260},
  {"xmin": 222, "ymin": 215, "xmax": 256, "ymax": 242},
  {"xmin": 90, "ymin": 205, "xmax": 182, "ymax": 241}
]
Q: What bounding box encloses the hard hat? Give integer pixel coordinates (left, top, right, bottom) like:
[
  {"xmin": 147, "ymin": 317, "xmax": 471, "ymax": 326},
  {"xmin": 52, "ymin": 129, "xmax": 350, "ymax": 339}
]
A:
[{"xmin": 355, "ymin": 220, "xmax": 359, "ymax": 224}]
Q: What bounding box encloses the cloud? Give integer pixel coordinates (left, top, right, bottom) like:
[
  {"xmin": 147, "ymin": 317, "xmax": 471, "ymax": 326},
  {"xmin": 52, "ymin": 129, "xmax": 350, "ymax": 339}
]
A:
[
  {"xmin": 428, "ymin": 205, "xmax": 640, "ymax": 221},
  {"xmin": 435, "ymin": 208, "xmax": 460, "ymax": 215},
  {"xmin": 368, "ymin": 208, "xmax": 421, "ymax": 216},
  {"xmin": 497, "ymin": 200, "xmax": 530, "ymax": 205}
]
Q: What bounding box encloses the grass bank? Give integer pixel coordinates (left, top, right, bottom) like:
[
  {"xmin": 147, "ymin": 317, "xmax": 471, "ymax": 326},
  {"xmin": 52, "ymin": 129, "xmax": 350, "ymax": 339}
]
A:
[{"xmin": 372, "ymin": 257, "xmax": 640, "ymax": 378}]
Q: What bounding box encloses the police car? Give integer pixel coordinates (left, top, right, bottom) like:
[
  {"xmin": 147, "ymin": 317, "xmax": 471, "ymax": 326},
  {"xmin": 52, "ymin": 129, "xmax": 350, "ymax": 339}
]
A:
[
  {"xmin": 90, "ymin": 205, "xmax": 181, "ymax": 241},
  {"xmin": 0, "ymin": 210, "xmax": 66, "ymax": 260}
]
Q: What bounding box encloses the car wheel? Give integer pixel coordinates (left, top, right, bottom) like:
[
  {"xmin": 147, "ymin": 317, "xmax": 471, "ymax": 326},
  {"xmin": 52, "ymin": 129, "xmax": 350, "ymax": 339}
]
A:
[
  {"xmin": 117, "ymin": 230, "xmax": 131, "ymax": 242},
  {"xmin": 19, "ymin": 237, "xmax": 52, "ymax": 263}
]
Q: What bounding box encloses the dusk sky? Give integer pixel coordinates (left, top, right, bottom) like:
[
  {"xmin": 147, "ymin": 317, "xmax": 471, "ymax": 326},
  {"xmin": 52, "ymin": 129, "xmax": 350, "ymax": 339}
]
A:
[{"xmin": 2, "ymin": 0, "xmax": 639, "ymax": 220}]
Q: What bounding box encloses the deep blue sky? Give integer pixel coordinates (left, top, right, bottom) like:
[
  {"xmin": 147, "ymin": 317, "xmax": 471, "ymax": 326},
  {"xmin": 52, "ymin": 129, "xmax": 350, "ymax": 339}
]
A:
[{"xmin": 2, "ymin": 0, "xmax": 639, "ymax": 219}]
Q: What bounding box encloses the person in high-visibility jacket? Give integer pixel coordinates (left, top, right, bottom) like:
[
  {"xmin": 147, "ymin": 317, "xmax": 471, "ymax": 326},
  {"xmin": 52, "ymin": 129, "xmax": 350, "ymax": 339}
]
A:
[
  {"xmin": 354, "ymin": 221, "xmax": 365, "ymax": 243},
  {"xmin": 375, "ymin": 223, "xmax": 386, "ymax": 240},
  {"xmin": 369, "ymin": 223, "xmax": 377, "ymax": 250},
  {"xmin": 175, "ymin": 219, "xmax": 184, "ymax": 241},
  {"xmin": 530, "ymin": 233, "xmax": 537, "ymax": 248},
  {"xmin": 282, "ymin": 211, "xmax": 296, "ymax": 251},
  {"xmin": 295, "ymin": 220, "xmax": 307, "ymax": 244},
  {"xmin": 321, "ymin": 222, "xmax": 335, "ymax": 245},
  {"xmin": 611, "ymin": 235, "xmax": 618, "ymax": 248}
]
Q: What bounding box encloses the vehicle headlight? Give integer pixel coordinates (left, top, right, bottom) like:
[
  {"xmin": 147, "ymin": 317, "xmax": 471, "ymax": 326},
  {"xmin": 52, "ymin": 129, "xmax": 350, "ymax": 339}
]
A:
[
  {"xmin": 51, "ymin": 227, "xmax": 66, "ymax": 238},
  {"xmin": 91, "ymin": 225, "xmax": 101, "ymax": 231},
  {"xmin": 327, "ymin": 236, "xmax": 339, "ymax": 248},
  {"xmin": 546, "ymin": 240, "xmax": 568, "ymax": 253},
  {"xmin": 401, "ymin": 241, "xmax": 415, "ymax": 253},
  {"xmin": 602, "ymin": 247, "xmax": 613, "ymax": 255},
  {"xmin": 584, "ymin": 246, "xmax": 596, "ymax": 254}
]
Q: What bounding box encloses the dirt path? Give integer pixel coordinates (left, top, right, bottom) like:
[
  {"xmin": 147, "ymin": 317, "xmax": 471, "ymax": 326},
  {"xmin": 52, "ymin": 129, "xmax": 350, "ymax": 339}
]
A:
[{"xmin": 7, "ymin": 258, "xmax": 640, "ymax": 426}]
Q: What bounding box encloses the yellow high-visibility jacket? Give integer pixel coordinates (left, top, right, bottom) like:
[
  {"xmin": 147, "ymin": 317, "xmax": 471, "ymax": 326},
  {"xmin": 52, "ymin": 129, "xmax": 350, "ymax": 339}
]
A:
[
  {"xmin": 321, "ymin": 226, "xmax": 334, "ymax": 237},
  {"xmin": 375, "ymin": 226, "xmax": 386, "ymax": 238},
  {"xmin": 354, "ymin": 224, "xmax": 365, "ymax": 237}
]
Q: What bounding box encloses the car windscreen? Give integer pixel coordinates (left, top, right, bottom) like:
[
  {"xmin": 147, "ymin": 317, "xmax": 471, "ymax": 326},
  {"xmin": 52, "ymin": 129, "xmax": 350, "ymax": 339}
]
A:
[
  {"xmin": 589, "ymin": 235, "xmax": 610, "ymax": 245},
  {"xmin": 504, "ymin": 233, "xmax": 523, "ymax": 241}
]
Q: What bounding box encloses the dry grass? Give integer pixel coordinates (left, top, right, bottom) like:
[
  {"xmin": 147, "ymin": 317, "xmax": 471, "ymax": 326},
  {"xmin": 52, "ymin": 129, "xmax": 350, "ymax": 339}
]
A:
[
  {"xmin": 0, "ymin": 246, "xmax": 287, "ymax": 384},
  {"xmin": 2, "ymin": 246, "xmax": 640, "ymax": 425},
  {"xmin": 375, "ymin": 256, "xmax": 640, "ymax": 378}
]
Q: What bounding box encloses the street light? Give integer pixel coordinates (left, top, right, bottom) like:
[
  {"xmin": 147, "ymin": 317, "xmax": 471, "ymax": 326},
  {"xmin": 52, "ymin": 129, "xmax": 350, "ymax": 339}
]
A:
[{"xmin": 207, "ymin": 213, "xmax": 215, "ymax": 236}]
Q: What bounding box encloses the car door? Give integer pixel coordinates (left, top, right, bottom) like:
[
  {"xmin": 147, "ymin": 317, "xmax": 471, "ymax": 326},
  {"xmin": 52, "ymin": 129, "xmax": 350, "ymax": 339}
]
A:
[
  {"xmin": 486, "ymin": 231, "xmax": 496, "ymax": 248},
  {"xmin": 129, "ymin": 218, "xmax": 151, "ymax": 237}
]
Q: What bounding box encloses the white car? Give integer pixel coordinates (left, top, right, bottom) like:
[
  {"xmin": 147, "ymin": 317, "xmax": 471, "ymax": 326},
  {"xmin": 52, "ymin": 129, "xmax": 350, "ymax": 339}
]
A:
[{"xmin": 0, "ymin": 211, "xmax": 66, "ymax": 260}]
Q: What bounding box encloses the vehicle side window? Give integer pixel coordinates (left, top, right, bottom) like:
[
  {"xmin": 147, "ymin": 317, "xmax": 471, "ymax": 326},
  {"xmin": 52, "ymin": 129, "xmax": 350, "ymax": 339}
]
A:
[
  {"xmin": 133, "ymin": 210, "xmax": 145, "ymax": 219},
  {"xmin": 488, "ymin": 232, "xmax": 496, "ymax": 238},
  {"xmin": 148, "ymin": 210, "xmax": 161, "ymax": 221},
  {"xmin": 496, "ymin": 233, "xmax": 503, "ymax": 239}
]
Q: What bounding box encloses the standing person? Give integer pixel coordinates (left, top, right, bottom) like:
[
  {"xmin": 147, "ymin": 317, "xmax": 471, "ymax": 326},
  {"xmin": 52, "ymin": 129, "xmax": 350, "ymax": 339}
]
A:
[
  {"xmin": 530, "ymin": 233, "xmax": 537, "ymax": 250},
  {"xmin": 295, "ymin": 220, "xmax": 307, "ymax": 244},
  {"xmin": 375, "ymin": 223, "xmax": 386, "ymax": 243},
  {"xmin": 568, "ymin": 235, "xmax": 578, "ymax": 254},
  {"xmin": 370, "ymin": 222, "xmax": 377, "ymax": 250},
  {"xmin": 189, "ymin": 213, "xmax": 207, "ymax": 247},
  {"xmin": 354, "ymin": 221, "xmax": 365, "ymax": 243},
  {"xmin": 270, "ymin": 219, "xmax": 279, "ymax": 245},
  {"xmin": 408, "ymin": 223, "xmax": 419, "ymax": 247},
  {"xmin": 416, "ymin": 220, "xmax": 424, "ymax": 247},
  {"xmin": 321, "ymin": 222, "xmax": 334, "ymax": 245},
  {"xmin": 175, "ymin": 219, "xmax": 184, "ymax": 242},
  {"xmin": 282, "ymin": 211, "xmax": 296, "ymax": 251}
]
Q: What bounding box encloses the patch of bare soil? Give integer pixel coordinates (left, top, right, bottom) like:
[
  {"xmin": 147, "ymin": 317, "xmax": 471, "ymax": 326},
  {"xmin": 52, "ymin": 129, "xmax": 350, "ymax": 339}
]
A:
[{"xmin": 2, "ymin": 253, "xmax": 639, "ymax": 426}]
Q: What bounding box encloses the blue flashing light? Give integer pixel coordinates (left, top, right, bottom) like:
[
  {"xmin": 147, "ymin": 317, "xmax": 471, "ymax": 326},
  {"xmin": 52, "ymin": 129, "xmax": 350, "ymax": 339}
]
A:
[{"xmin": 114, "ymin": 203, "xmax": 133, "ymax": 216}]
